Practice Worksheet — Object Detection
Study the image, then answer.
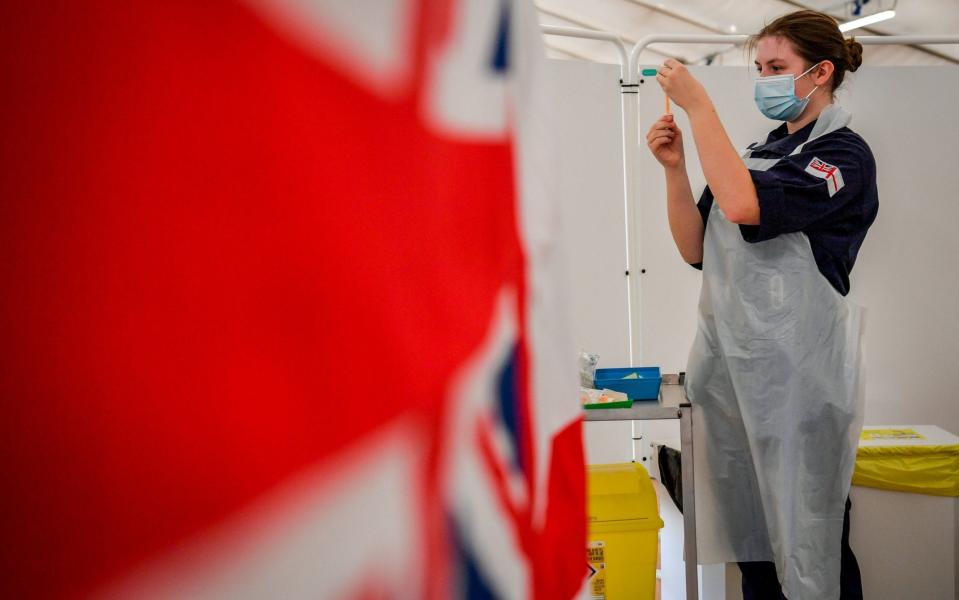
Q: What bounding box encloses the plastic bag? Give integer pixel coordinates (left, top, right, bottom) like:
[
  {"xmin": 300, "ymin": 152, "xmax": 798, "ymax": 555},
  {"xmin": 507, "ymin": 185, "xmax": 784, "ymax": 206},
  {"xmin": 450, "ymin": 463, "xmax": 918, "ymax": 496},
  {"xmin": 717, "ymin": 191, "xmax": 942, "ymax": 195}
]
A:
[
  {"xmin": 580, "ymin": 387, "xmax": 628, "ymax": 407},
  {"xmin": 656, "ymin": 444, "xmax": 683, "ymax": 513},
  {"xmin": 578, "ymin": 351, "xmax": 599, "ymax": 388}
]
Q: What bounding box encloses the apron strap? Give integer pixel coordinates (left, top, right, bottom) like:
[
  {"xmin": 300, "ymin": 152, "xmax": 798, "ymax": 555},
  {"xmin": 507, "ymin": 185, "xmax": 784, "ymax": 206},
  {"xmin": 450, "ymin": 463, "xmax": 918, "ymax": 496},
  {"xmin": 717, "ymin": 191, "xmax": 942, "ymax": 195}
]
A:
[{"xmin": 788, "ymin": 103, "xmax": 853, "ymax": 156}]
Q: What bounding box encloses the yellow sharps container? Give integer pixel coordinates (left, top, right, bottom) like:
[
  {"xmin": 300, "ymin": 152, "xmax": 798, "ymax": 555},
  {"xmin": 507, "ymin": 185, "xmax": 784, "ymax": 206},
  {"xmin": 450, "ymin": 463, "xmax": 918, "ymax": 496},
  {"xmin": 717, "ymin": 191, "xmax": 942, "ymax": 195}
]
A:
[{"xmin": 586, "ymin": 462, "xmax": 664, "ymax": 600}]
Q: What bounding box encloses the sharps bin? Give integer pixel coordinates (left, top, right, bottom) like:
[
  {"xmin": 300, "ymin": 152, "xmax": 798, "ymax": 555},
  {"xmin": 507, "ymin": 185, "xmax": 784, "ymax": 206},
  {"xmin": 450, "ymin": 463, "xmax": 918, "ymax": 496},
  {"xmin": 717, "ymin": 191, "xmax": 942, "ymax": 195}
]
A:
[{"xmin": 587, "ymin": 462, "xmax": 664, "ymax": 600}]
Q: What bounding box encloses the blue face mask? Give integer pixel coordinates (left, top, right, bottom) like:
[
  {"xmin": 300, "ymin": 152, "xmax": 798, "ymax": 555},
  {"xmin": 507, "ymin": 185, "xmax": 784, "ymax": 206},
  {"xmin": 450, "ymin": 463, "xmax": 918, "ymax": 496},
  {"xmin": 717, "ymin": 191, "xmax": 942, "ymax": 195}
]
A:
[{"xmin": 754, "ymin": 62, "xmax": 821, "ymax": 121}]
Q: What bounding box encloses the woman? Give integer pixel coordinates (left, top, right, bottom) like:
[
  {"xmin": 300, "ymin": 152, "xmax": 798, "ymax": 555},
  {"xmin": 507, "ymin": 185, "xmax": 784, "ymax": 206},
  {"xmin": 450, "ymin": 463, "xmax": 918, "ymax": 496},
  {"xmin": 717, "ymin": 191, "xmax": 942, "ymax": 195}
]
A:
[{"xmin": 646, "ymin": 10, "xmax": 877, "ymax": 600}]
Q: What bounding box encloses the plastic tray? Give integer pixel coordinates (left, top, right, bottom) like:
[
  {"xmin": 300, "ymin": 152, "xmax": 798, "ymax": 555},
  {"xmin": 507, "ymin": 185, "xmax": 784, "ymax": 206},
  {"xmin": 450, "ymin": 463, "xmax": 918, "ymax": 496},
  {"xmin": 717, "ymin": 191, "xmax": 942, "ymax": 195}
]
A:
[{"xmin": 593, "ymin": 367, "xmax": 662, "ymax": 401}]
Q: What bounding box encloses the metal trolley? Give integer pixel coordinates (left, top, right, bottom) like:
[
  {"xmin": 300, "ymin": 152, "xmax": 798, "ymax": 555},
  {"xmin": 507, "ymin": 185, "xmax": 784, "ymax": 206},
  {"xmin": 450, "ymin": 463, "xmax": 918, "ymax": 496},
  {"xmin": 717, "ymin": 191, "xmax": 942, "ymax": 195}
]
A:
[{"xmin": 584, "ymin": 373, "xmax": 699, "ymax": 600}]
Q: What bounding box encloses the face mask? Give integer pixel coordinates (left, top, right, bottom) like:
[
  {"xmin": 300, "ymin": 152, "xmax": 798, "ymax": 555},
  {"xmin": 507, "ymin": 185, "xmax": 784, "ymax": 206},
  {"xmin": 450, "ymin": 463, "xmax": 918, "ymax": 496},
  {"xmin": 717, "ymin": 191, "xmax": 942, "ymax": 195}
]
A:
[{"xmin": 754, "ymin": 62, "xmax": 821, "ymax": 122}]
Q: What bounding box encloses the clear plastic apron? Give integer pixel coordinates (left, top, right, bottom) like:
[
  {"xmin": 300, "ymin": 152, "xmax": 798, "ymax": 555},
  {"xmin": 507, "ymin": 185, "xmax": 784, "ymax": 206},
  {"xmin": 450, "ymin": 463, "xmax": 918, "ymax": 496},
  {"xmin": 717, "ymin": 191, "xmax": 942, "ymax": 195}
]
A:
[{"xmin": 685, "ymin": 105, "xmax": 866, "ymax": 600}]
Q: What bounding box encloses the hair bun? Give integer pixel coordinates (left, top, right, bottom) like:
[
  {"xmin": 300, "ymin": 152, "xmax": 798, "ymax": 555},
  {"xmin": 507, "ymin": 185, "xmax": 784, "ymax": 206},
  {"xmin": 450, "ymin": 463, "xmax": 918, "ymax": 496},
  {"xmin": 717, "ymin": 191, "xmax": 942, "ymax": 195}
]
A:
[{"xmin": 845, "ymin": 37, "xmax": 864, "ymax": 72}]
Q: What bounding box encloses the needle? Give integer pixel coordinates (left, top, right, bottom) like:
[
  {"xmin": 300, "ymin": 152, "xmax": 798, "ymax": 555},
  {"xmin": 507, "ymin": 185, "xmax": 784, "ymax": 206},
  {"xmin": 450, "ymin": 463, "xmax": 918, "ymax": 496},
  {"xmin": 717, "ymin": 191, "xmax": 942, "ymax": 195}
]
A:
[{"xmin": 642, "ymin": 68, "xmax": 669, "ymax": 114}]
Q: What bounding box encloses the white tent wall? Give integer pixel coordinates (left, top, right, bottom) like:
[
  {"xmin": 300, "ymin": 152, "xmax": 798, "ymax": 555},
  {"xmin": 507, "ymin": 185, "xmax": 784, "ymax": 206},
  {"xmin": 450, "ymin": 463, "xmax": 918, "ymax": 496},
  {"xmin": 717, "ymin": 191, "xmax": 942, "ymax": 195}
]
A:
[{"xmin": 548, "ymin": 55, "xmax": 959, "ymax": 598}]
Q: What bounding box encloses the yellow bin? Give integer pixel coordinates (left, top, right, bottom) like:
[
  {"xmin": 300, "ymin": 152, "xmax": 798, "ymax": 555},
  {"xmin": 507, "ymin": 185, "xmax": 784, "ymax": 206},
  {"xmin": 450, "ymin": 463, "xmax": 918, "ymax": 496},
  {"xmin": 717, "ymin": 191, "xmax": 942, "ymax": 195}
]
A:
[{"xmin": 587, "ymin": 462, "xmax": 664, "ymax": 600}]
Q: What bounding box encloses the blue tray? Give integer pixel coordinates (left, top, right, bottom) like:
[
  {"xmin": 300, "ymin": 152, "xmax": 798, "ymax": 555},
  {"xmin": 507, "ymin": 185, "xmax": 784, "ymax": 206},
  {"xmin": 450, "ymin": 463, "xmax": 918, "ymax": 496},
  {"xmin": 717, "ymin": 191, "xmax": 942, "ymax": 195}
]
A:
[{"xmin": 594, "ymin": 367, "xmax": 661, "ymax": 401}]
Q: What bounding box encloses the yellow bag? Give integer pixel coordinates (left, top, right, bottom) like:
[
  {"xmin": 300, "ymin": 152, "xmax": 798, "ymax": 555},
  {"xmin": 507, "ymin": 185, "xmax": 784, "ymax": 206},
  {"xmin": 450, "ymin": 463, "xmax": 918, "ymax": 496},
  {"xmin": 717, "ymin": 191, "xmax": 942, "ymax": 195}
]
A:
[{"xmin": 853, "ymin": 426, "xmax": 959, "ymax": 497}]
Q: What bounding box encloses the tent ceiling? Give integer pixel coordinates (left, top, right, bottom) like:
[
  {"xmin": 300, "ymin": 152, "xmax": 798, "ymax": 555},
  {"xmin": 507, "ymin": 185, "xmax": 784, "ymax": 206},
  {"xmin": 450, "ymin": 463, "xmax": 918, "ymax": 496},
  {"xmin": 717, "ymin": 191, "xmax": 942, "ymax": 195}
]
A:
[{"xmin": 538, "ymin": 0, "xmax": 959, "ymax": 67}]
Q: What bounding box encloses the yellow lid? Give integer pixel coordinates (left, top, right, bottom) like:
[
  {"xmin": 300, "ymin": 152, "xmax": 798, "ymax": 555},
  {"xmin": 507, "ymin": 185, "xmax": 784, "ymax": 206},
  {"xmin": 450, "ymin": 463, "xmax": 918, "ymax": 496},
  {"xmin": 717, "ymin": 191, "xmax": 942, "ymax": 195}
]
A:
[{"xmin": 587, "ymin": 462, "xmax": 665, "ymax": 531}]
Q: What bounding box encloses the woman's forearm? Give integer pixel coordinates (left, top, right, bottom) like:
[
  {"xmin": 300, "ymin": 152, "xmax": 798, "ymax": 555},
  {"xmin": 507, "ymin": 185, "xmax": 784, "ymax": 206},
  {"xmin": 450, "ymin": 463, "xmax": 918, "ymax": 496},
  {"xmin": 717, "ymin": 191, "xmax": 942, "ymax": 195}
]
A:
[
  {"xmin": 664, "ymin": 163, "xmax": 705, "ymax": 264},
  {"xmin": 687, "ymin": 100, "xmax": 760, "ymax": 225}
]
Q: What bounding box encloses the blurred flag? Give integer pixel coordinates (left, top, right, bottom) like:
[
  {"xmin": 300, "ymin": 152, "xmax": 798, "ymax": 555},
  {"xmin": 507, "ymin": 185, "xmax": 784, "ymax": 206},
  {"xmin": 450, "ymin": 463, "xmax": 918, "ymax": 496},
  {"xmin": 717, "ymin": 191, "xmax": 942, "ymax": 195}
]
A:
[{"xmin": 0, "ymin": 0, "xmax": 584, "ymax": 598}]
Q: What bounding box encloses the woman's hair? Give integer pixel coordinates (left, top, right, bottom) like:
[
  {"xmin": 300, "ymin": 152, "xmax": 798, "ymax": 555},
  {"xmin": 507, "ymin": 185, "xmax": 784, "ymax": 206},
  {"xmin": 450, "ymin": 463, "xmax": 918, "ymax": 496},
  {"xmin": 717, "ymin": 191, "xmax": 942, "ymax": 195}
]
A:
[{"xmin": 749, "ymin": 10, "xmax": 864, "ymax": 91}]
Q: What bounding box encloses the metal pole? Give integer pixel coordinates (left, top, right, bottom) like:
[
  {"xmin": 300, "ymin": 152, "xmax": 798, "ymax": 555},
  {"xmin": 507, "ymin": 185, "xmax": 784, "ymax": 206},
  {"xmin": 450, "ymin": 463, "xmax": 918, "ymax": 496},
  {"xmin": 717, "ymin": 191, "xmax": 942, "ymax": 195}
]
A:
[
  {"xmin": 622, "ymin": 90, "xmax": 642, "ymax": 461},
  {"xmin": 680, "ymin": 404, "xmax": 698, "ymax": 600},
  {"xmin": 622, "ymin": 84, "xmax": 640, "ymax": 369}
]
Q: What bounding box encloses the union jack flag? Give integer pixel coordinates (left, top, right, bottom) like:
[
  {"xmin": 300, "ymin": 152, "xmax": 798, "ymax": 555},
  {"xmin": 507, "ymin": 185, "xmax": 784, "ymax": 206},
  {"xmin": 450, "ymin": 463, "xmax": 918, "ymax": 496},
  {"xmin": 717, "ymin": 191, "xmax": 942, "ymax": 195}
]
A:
[
  {"xmin": 0, "ymin": 1, "xmax": 585, "ymax": 598},
  {"xmin": 805, "ymin": 156, "xmax": 846, "ymax": 196}
]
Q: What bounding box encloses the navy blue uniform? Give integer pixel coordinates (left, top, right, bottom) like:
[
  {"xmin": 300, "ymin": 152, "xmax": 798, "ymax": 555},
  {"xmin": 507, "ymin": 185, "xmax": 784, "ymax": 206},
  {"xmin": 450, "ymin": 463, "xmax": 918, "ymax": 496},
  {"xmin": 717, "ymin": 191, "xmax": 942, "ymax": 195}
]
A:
[{"xmin": 691, "ymin": 118, "xmax": 879, "ymax": 296}]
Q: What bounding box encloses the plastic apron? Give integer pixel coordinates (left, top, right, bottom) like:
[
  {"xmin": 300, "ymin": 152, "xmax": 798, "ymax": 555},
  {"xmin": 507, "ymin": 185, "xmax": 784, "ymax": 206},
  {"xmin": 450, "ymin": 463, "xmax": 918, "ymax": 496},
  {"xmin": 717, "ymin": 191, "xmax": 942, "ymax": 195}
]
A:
[{"xmin": 685, "ymin": 104, "xmax": 866, "ymax": 600}]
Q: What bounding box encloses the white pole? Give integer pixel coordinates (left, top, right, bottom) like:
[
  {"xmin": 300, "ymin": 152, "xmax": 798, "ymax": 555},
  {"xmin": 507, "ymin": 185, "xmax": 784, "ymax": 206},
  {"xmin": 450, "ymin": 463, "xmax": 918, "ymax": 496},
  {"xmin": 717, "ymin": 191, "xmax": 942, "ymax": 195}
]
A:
[
  {"xmin": 540, "ymin": 25, "xmax": 628, "ymax": 78},
  {"xmin": 628, "ymin": 34, "xmax": 750, "ymax": 75},
  {"xmin": 621, "ymin": 86, "xmax": 642, "ymax": 463}
]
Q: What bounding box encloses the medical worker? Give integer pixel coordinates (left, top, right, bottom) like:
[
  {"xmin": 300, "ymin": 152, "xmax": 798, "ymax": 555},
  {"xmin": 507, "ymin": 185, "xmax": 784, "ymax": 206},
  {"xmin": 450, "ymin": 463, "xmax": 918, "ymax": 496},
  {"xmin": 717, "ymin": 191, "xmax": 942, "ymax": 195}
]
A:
[{"xmin": 646, "ymin": 10, "xmax": 877, "ymax": 600}]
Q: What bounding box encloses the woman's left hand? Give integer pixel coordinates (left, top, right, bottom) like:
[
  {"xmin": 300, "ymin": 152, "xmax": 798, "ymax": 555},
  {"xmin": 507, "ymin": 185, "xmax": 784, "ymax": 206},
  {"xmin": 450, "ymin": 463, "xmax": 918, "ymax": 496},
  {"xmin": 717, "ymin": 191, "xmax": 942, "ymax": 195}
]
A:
[{"xmin": 657, "ymin": 59, "xmax": 709, "ymax": 112}]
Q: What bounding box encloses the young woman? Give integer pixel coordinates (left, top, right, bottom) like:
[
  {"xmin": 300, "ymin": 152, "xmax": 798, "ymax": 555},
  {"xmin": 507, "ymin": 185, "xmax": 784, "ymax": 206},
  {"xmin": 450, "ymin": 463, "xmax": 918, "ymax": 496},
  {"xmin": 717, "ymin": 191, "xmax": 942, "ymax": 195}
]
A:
[{"xmin": 646, "ymin": 10, "xmax": 877, "ymax": 600}]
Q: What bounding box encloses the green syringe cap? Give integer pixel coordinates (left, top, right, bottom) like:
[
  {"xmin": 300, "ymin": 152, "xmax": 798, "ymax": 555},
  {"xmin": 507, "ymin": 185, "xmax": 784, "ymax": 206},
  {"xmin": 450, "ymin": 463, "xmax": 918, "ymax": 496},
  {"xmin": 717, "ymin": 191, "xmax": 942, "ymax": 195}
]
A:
[{"xmin": 641, "ymin": 68, "xmax": 658, "ymax": 76}]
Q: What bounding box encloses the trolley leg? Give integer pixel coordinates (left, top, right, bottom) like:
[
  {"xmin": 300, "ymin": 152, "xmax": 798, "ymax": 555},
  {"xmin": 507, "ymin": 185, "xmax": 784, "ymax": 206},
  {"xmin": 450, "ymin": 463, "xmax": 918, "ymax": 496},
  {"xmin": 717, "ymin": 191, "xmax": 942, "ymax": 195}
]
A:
[{"xmin": 680, "ymin": 404, "xmax": 698, "ymax": 600}]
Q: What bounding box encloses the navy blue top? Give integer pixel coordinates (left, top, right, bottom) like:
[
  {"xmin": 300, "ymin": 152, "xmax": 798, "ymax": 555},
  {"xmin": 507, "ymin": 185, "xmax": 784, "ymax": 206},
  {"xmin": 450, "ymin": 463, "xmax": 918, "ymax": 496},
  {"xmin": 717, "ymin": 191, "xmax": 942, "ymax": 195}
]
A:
[{"xmin": 691, "ymin": 118, "xmax": 879, "ymax": 296}]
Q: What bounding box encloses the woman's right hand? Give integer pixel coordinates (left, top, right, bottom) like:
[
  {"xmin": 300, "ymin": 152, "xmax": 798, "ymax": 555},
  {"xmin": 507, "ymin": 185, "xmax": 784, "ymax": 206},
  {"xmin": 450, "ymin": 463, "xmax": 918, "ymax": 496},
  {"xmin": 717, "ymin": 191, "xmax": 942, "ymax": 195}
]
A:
[{"xmin": 646, "ymin": 114, "xmax": 684, "ymax": 169}]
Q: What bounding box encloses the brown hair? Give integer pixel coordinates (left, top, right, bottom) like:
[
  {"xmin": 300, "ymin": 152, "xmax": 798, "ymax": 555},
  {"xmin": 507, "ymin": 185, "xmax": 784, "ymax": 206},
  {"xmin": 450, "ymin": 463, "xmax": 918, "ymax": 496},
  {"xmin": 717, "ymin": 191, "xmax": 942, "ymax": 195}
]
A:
[{"xmin": 749, "ymin": 10, "xmax": 864, "ymax": 92}]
